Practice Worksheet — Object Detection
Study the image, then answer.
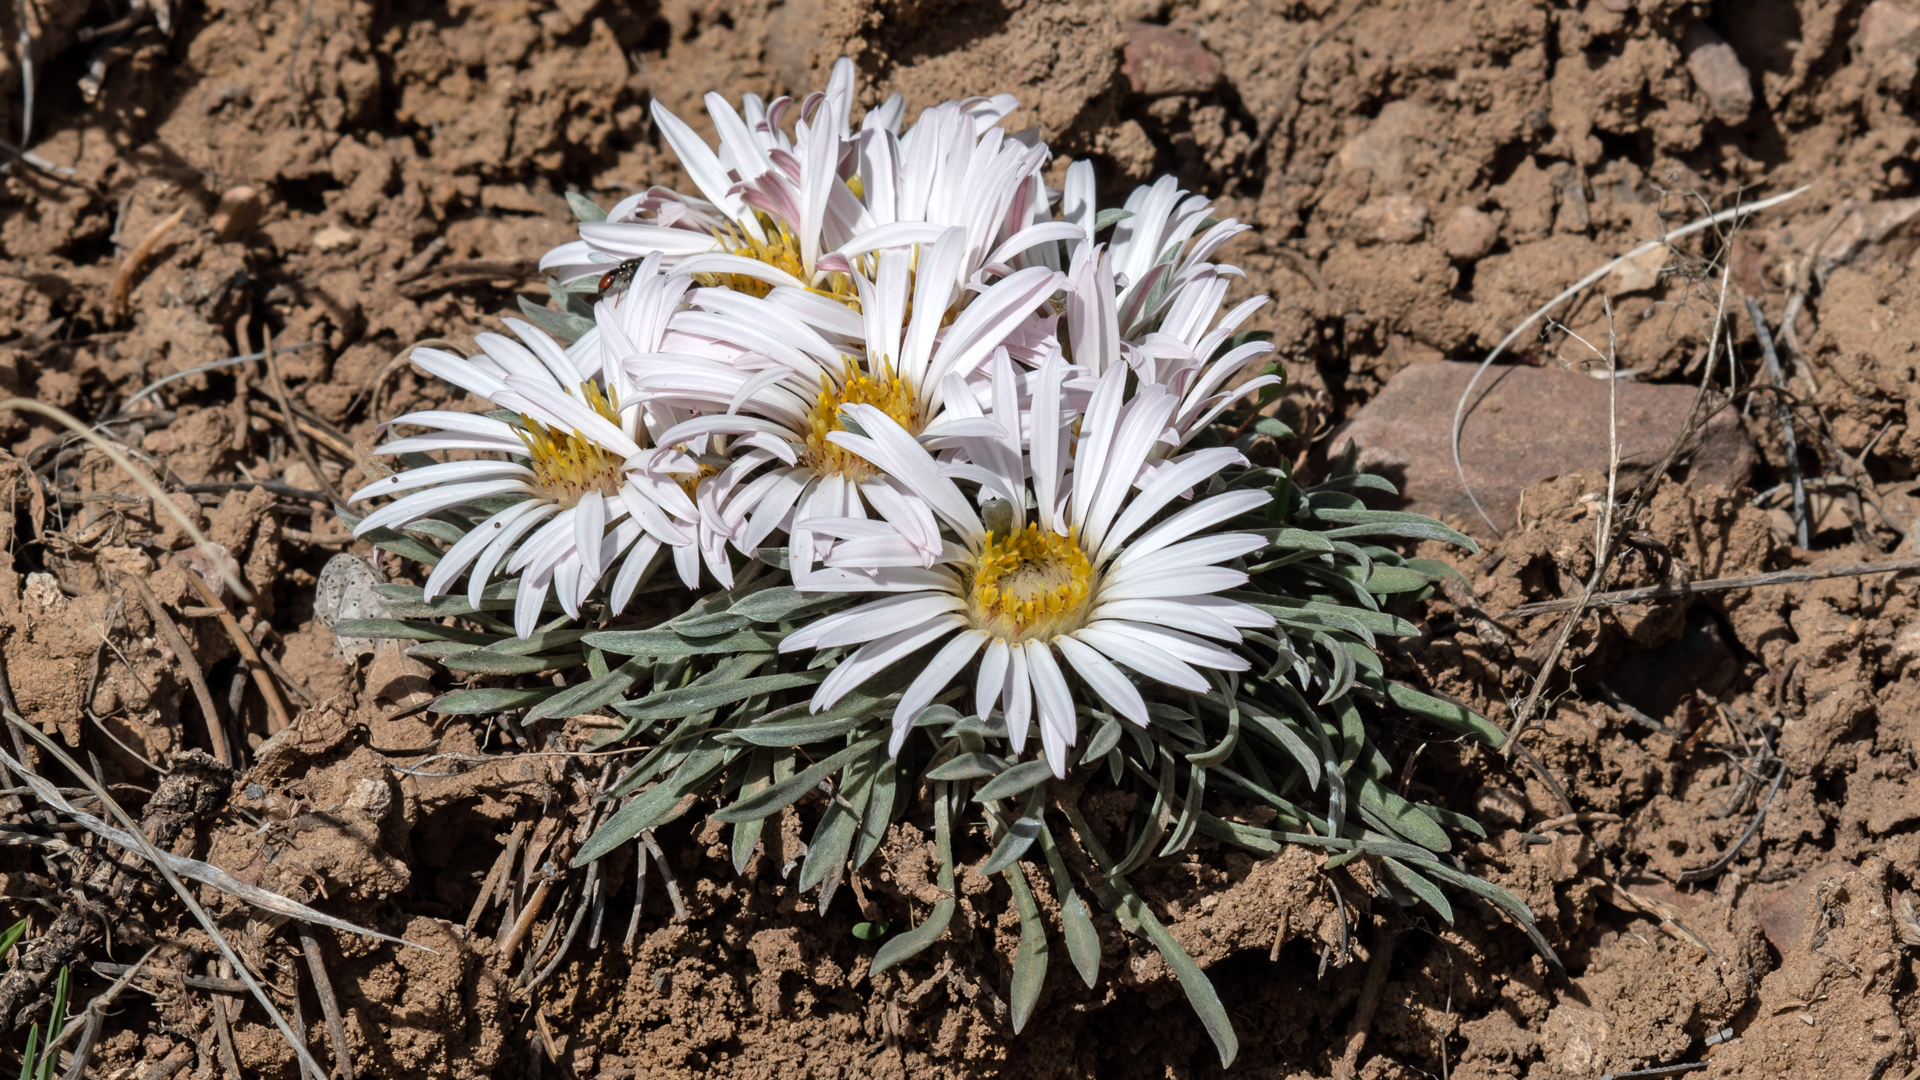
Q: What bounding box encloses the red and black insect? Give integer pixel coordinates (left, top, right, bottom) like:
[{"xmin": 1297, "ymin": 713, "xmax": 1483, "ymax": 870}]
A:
[{"xmin": 597, "ymin": 257, "xmax": 647, "ymax": 293}]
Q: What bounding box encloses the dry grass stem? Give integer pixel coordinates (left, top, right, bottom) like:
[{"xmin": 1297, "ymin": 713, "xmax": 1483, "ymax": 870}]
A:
[
  {"xmin": 299, "ymin": 924, "xmax": 357, "ymax": 1080},
  {"xmin": 0, "ymin": 715, "xmax": 334, "ymax": 1080},
  {"xmin": 108, "ymin": 206, "xmax": 187, "ymax": 319},
  {"xmin": 1451, "ymin": 185, "xmax": 1812, "ymax": 535},
  {"xmin": 130, "ymin": 574, "xmax": 231, "ymax": 767},
  {"xmin": 183, "ymin": 568, "xmax": 293, "ymax": 733}
]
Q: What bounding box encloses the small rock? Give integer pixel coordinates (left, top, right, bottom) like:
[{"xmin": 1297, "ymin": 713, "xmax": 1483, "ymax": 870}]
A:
[
  {"xmin": 209, "ymin": 186, "xmax": 262, "ymax": 243},
  {"xmin": 1599, "ymin": 0, "xmax": 1634, "ymax": 10},
  {"xmin": 1329, "ymin": 361, "xmax": 1758, "ymax": 534},
  {"xmin": 1440, "ymin": 206, "xmax": 1500, "ymax": 261},
  {"xmin": 1683, "ymin": 25, "xmax": 1754, "ymax": 124},
  {"xmin": 1605, "ymin": 244, "xmax": 1669, "ymax": 296},
  {"xmin": 311, "ymin": 224, "xmax": 357, "ymax": 253},
  {"xmin": 1758, "ymin": 863, "xmax": 1852, "ymax": 955},
  {"xmin": 1348, "ymin": 194, "xmax": 1428, "ymax": 245},
  {"xmin": 174, "ymin": 543, "xmax": 242, "ymax": 603},
  {"xmin": 1120, "ymin": 22, "xmax": 1223, "ymax": 96},
  {"xmin": 1333, "ymin": 100, "xmax": 1437, "ymax": 187},
  {"xmin": 315, "ymin": 553, "xmax": 389, "ymax": 660},
  {"xmin": 1857, "ymin": 0, "xmax": 1920, "ymax": 56},
  {"xmin": 23, "ymin": 573, "xmax": 63, "ymax": 612}
]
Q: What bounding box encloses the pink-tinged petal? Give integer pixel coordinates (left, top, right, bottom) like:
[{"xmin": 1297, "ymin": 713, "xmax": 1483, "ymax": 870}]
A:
[
  {"xmin": 1094, "ymin": 447, "xmax": 1247, "ymax": 565},
  {"xmin": 422, "ymin": 499, "xmax": 543, "ymax": 603},
  {"xmin": 1095, "ymin": 565, "xmax": 1249, "ymax": 602},
  {"xmin": 469, "ymin": 504, "xmax": 557, "ymax": 608},
  {"xmin": 1081, "ymin": 619, "xmax": 1248, "ymax": 672}
]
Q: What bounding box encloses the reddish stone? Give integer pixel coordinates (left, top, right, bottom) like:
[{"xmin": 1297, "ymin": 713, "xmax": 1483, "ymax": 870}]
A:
[
  {"xmin": 1120, "ymin": 23, "xmax": 1224, "ymax": 97},
  {"xmin": 1440, "ymin": 206, "xmax": 1500, "ymax": 262},
  {"xmin": 1758, "ymin": 863, "xmax": 1852, "ymax": 955},
  {"xmin": 1683, "ymin": 25, "xmax": 1754, "ymax": 124},
  {"xmin": 1329, "ymin": 361, "xmax": 1757, "ymax": 536}
]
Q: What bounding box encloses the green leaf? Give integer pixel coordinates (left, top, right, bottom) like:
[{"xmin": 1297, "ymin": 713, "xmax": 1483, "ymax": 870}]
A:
[
  {"xmin": 1422, "ymin": 861, "xmax": 1562, "ymax": 975},
  {"xmin": 981, "ymin": 787, "xmax": 1046, "ymax": 876},
  {"xmin": 712, "ymin": 735, "xmax": 886, "ymax": 823},
  {"xmin": 671, "ymin": 612, "xmax": 753, "ymax": 636},
  {"xmin": 799, "ymin": 780, "xmax": 864, "ymax": 897},
  {"xmin": 516, "ymin": 295, "xmax": 595, "ymax": 343},
  {"xmin": 1356, "ymin": 777, "xmax": 1450, "ymax": 852},
  {"xmin": 1252, "ymin": 416, "xmax": 1295, "ymax": 440},
  {"xmin": 1115, "ymin": 884, "xmax": 1236, "ymax": 1064},
  {"xmin": 20, "ymin": 1021, "xmax": 39, "ymax": 1080},
  {"xmin": 1363, "ymin": 676, "xmax": 1506, "ymax": 747},
  {"xmin": 0, "ymin": 918, "xmax": 27, "ymax": 959},
  {"xmin": 1005, "ymin": 862, "xmax": 1050, "ymax": 1034},
  {"xmin": 439, "ymin": 649, "xmax": 584, "ymax": 675},
  {"xmin": 925, "ymin": 752, "xmax": 1002, "ymax": 781},
  {"xmin": 329, "ymin": 619, "xmax": 492, "ymax": 645},
  {"xmin": 582, "ymin": 626, "xmax": 784, "ymax": 657},
  {"xmin": 1311, "ymin": 508, "xmax": 1478, "ymax": 551},
  {"xmin": 524, "ymin": 655, "xmax": 651, "ymax": 723},
  {"xmin": 1360, "ymin": 564, "xmax": 1434, "ymax": 596},
  {"xmin": 1419, "ymin": 803, "xmax": 1488, "ymax": 838},
  {"xmin": 1080, "ymin": 715, "xmax": 1123, "ymax": 765},
  {"xmin": 854, "ymin": 756, "xmax": 898, "ymax": 870},
  {"xmin": 1381, "ymin": 857, "xmax": 1455, "ymax": 923},
  {"xmin": 429, "ymin": 686, "xmax": 559, "ymax": 715},
  {"xmin": 869, "ymin": 784, "xmax": 957, "ymax": 978},
  {"xmin": 566, "ymin": 190, "xmax": 608, "ymax": 222},
  {"xmin": 621, "ymin": 671, "xmax": 824, "ymax": 722},
  {"xmin": 575, "ymin": 744, "xmax": 740, "ymax": 865},
  {"xmin": 1037, "ymin": 823, "xmax": 1101, "ymax": 989},
  {"xmin": 1093, "ymin": 207, "xmax": 1134, "ymax": 233},
  {"xmin": 731, "ymin": 750, "xmax": 776, "ymax": 875},
  {"xmin": 974, "ymin": 759, "xmax": 1054, "ymax": 803},
  {"xmin": 729, "ymin": 586, "xmax": 847, "ymax": 624},
  {"xmin": 852, "ymin": 921, "xmax": 889, "ymax": 940}
]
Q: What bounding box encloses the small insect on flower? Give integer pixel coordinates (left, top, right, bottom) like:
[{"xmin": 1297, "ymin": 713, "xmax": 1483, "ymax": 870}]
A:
[{"xmin": 598, "ymin": 257, "xmax": 647, "ymax": 294}]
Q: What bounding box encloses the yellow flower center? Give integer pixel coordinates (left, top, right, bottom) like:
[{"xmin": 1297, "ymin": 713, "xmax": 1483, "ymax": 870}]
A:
[
  {"xmin": 697, "ymin": 214, "xmax": 861, "ymax": 310},
  {"xmin": 802, "ymin": 359, "xmax": 920, "ymax": 480},
  {"xmin": 965, "ymin": 524, "xmax": 1097, "ymax": 642},
  {"xmin": 515, "ymin": 383, "xmax": 629, "ymax": 509}
]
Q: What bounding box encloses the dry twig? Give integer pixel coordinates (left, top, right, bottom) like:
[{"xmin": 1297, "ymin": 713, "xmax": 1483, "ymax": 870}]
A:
[
  {"xmin": 1507, "ymin": 557, "xmax": 1920, "ymax": 615},
  {"xmin": 108, "ymin": 206, "xmax": 188, "ymax": 320},
  {"xmin": 183, "ymin": 568, "xmax": 293, "ymax": 733},
  {"xmin": 299, "ymin": 924, "xmax": 357, "ymax": 1080},
  {"xmin": 130, "ymin": 575, "xmax": 231, "ymax": 768}
]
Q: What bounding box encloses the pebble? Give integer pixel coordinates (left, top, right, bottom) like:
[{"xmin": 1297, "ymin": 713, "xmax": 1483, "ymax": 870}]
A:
[
  {"xmin": 311, "ymin": 224, "xmax": 357, "ymax": 253},
  {"xmin": 1440, "ymin": 206, "xmax": 1500, "ymax": 262},
  {"xmin": 1857, "ymin": 0, "xmax": 1920, "ymax": 56},
  {"xmin": 1329, "ymin": 361, "xmax": 1757, "ymax": 535},
  {"xmin": 315, "ymin": 553, "xmax": 390, "ymax": 660},
  {"xmin": 1120, "ymin": 22, "xmax": 1223, "ymax": 96},
  {"xmin": 209, "ymin": 186, "xmax": 262, "ymax": 243},
  {"xmin": 1348, "ymin": 194, "xmax": 1428, "ymax": 245},
  {"xmin": 1683, "ymin": 25, "xmax": 1755, "ymax": 124}
]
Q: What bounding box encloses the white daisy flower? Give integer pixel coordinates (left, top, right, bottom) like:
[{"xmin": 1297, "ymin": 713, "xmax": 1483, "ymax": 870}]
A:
[
  {"xmin": 619, "ymin": 226, "xmax": 1067, "ymax": 574},
  {"xmin": 781, "ymin": 355, "xmax": 1277, "ymax": 777},
  {"xmin": 1061, "ymin": 165, "xmax": 1252, "ymax": 338},
  {"xmin": 541, "ymin": 58, "xmax": 1070, "ymax": 312},
  {"xmin": 351, "ymin": 314, "xmax": 705, "ymax": 639}
]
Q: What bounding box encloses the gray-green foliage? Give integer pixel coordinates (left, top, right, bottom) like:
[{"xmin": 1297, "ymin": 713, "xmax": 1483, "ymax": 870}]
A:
[{"xmin": 333, "ymin": 452, "xmax": 1550, "ymax": 1066}]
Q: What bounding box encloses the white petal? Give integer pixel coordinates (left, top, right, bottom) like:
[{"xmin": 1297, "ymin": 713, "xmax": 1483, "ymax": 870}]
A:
[
  {"xmin": 976, "ymin": 637, "xmax": 1009, "ymax": 723},
  {"xmin": 1072, "ymin": 625, "xmax": 1210, "ymax": 692},
  {"xmin": 812, "ymin": 614, "xmax": 967, "ymax": 711},
  {"xmin": 1110, "ymin": 489, "xmax": 1271, "ymax": 567},
  {"xmin": 1004, "ymin": 644, "xmax": 1032, "ymax": 755},
  {"xmin": 1025, "ymin": 641, "xmax": 1076, "ymax": 778},
  {"xmin": 1097, "ymin": 565, "xmax": 1248, "ymax": 602},
  {"xmin": 890, "ymin": 630, "xmax": 988, "ymax": 756},
  {"xmin": 1056, "ymin": 634, "xmax": 1149, "ymax": 727},
  {"xmin": 781, "ymin": 592, "xmax": 965, "ymax": 651},
  {"xmin": 1082, "ymin": 619, "xmax": 1248, "ymax": 673},
  {"xmin": 469, "ymin": 503, "xmax": 557, "ymax": 608},
  {"xmin": 422, "ymin": 499, "xmax": 541, "ymax": 603}
]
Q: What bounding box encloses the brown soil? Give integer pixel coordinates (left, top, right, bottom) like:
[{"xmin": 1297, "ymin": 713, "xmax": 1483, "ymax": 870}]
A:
[{"xmin": 3, "ymin": 0, "xmax": 1919, "ymax": 1077}]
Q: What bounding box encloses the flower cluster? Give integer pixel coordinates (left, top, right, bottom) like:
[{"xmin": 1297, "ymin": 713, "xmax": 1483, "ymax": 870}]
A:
[
  {"xmin": 355, "ymin": 58, "xmax": 1281, "ymax": 778},
  {"xmin": 341, "ymin": 61, "xmax": 1526, "ymax": 1059}
]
